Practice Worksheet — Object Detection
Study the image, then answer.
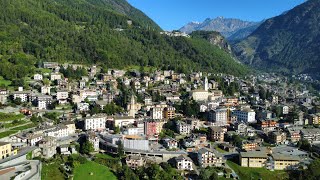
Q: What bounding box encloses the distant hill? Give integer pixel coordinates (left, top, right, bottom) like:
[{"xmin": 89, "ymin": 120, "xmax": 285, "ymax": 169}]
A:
[
  {"xmin": 0, "ymin": 0, "xmax": 248, "ymax": 82},
  {"xmin": 233, "ymin": 0, "xmax": 320, "ymax": 75},
  {"xmin": 179, "ymin": 17, "xmax": 259, "ymax": 41}
]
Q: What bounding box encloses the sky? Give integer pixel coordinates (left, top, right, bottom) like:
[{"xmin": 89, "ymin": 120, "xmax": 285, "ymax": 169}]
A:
[{"xmin": 128, "ymin": 0, "xmax": 305, "ymax": 30}]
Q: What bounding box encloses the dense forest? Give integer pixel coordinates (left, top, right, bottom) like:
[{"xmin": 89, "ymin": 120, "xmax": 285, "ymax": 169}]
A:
[{"xmin": 0, "ymin": 0, "xmax": 248, "ymax": 82}]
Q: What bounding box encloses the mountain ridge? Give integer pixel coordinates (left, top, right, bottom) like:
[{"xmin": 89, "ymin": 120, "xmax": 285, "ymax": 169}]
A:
[
  {"xmin": 233, "ymin": 0, "xmax": 320, "ymax": 75},
  {"xmin": 179, "ymin": 17, "xmax": 259, "ymax": 41}
]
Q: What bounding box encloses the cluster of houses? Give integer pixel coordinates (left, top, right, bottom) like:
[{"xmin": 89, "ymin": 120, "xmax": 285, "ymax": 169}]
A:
[{"xmin": 0, "ymin": 63, "xmax": 320, "ymax": 177}]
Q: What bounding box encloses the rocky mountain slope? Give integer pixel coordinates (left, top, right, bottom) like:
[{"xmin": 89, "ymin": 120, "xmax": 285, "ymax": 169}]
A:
[
  {"xmin": 233, "ymin": 0, "xmax": 320, "ymax": 75},
  {"xmin": 179, "ymin": 17, "xmax": 259, "ymax": 40}
]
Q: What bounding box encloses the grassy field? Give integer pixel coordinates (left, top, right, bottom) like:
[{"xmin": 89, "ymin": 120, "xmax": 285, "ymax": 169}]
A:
[
  {"xmin": 41, "ymin": 161, "xmax": 65, "ymax": 180},
  {"xmin": 0, "ymin": 123, "xmax": 35, "ymax": 138},
  {"xmin": 11, "ymin": 123, "xmax": 36, "ymax": 131},
  {"xmin": 227, "ymin": 161, "xmax": 289, "ymax": 180},
  {"xmin": 0, "ymin": 112, "xmax": 24, "ymax": 122},
  {"xmin": 95, "ymin": 153, "xmax": 117, "ymax": 159},
  {"xmin": 74, "ymin": 161, "xmax": 117, "ymax": 180},
  {"xmin": 0, "ymin": 76, "xmax": 12, "ymax": 86},
  {"xmin": 3, "ymin": 121, "xmax": 29, "ymax": 128},
  {"xmin": 0, "ymin": 130, "xmax": 18, "ymax": 138}
]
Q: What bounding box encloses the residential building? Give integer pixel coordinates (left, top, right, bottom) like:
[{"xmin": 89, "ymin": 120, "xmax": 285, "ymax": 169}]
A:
[
  {"xmin": 13, "ymin": 91, "xmax": 31, "ymax": 102},
  {"xmin": 163, "ymin": 138, "xmax": 178, "ymax": 149},
  {"xmin": 44, "ymin": 125, "xmax": 70, "ymax": 138},
  {"xmin": 208, "ymin": 108, "xmax": 228, "ymax": 126},
  {"xmin": 163, "ymin": 106, "xmax": 176, "ymax": 120},
  {"xmin": 0, "ymin": 142, "xmax": 14, "ymax": 159},
  {"xmin": 43, "ymin": 62, "xmax": 58, "ymax": 69},
  {"xmin": 197, "ymin": 148, "xmax": 225, "ymax": 167},
  {"xmin": 38, "ymin": 136, "xmax": 57, "ymax": 159},
  {"xmin": 232, "ymin": 108, "xmax": 256, "ymax": 123},
  {"xmin": 113, "ymin": 116, "xmax": 135, "ymax": 128},
  {"xmin": 242, "ymin": 140, "xmax": 259, "ymax": 151},
  {"xmin": 37, "ymin": 95, "xmax": 53, "ymax": 110},
  {"xmin": 269, "ymin": 131, "xmax": 287, "ymax": 145},
  {"xmin": 258, "ymin": 120, "xmax": 278, "ymax": 133},
  {"xmin": 209, "ymin": 126, "xmax": 226, "ymax": 142},
  {"xmin": 240, "ymin": 151, "xmax": 268, "ymax": 168},
  {"xmin": 84, "ymin": 115, "xmax": 106, "ymax": 131},
  {"xmin": 56, "ymin": 89, "xmax": 69, "ymax": 104},
  {"xmin": 300, "ymin": 128, "xmax": 320, "ymax": 144},
  {"xmin": 271, "ymin": 154, "xmax": 300, "ymax": 170},
  {"xmin": 175, "ymin": 155, "xmax": 193, "ymax": 171},
  {"xmin": 150, "ymin": 107, "xmax": 163, "ymax": 120},
  {"xmin": 308, "ymin": 114, "xmax": 320, "ymax": 125},
  {"xmin": 87, "ymin": 133, "xmax": 99, "ymax": 151},
  {"xmin": 126, "ymin": 155, "xmax": 146, "ymax": 169},
  {"xmin": 27, "ymin": 134, "xmax": 43, "ymax": 146},
  {"xmin": 50, "ymin": 72, "xmax": 62, "ymax": 81},
  {"xmin": 34, "ymin": 74, "xmax": 43, "ymax": 81},
  {"xmin": 144, "ymin": 120, "xmax": 164, "ymax": 136},
  {"xmin": 176, "ymin": 121, "xmax": 191, "ymax": 135}
]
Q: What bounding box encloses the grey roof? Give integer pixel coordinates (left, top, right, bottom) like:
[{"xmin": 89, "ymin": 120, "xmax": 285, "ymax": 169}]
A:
[
  {"xmin": 240, "ymin": 151, "xmax": 268, "ymax": 158},
  {"xmin": 272, "ymin": 154, "xmax": 300, "ymax": 161}
]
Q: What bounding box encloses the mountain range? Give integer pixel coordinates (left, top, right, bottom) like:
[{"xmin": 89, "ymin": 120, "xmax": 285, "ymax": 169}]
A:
[
  {"xmin": 0, "ymin": 0, "xmax": 248, "ymax": 82},
  {"xmin": 233, "ymin": 0, "xmax": 320, "ymax": 76},
  {"xmin": 179, "ymin": 17, "xmax": 260, "ymax": 41}
]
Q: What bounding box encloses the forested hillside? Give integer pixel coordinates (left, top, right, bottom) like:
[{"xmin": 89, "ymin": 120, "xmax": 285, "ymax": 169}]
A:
[
  {"xmin": 233, "ymin": 0, "xmax": 320, "ymax": 75},
  {"xmin": 0, "ymin": 0, "xmax": 248, "ymax": 83}
]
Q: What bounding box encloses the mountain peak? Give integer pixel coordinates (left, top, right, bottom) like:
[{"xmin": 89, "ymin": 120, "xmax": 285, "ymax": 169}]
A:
[{"xmin": 179, "ymin": 17, "xmax": 259, "ymax": 40}]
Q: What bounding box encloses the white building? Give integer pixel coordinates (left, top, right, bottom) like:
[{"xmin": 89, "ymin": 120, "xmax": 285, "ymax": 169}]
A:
[
  {"xmin": 150, "ymin": 107, "xmax": 163, "ymax": 120},
  {"xmin": 176, "ymin": 121, "xmax": 191, "ymax": 135},
  {"xmin": 27, "ymin": 134, "xmax": 43, "ymax": 146},
  {"xmin": 84, "ymin": 115, "xmax": 106, "ymax": 131},
  {"xmin": 37, "ymin": 95, "xmax": 53, "ymax": 110},
  {"xmin": 56, "ymin": 89, "xmax": 69, "ymax": 104},
  {"xmin": 79, "ymin": 89, "xmax": 97, "ymax": 101},
  {"xmin": 232, "ymin": 108, "xmax": 256, "ymax": 123},
  {"xmin": 175, "ymin": 155, "xmax": 193, "ymax": 171},
  {"xmin": 13, "ymin": 91, "xmax": 30, "ymax": 102},
  {"xmin": 283, "ymin": 106, "xmax": 289, "ymax": 115},
  {"xmin": 45, "ymin": 125, "xmax": 70, "ymax": 138},
  {"xmin": 41, "ymin": 86, "xmax": 51, "ymax": 95},
  {"xmin": 113, "ymin": 116, "xmax": 136, "ymax": 128},
  {"xmin": 190, "ymin": 90, "xmax": 209, "ymax": 102},
  {"xmin": 87, "ymin": 133, "xmax": 99, "ymax": 151},
  {"xmin": 208, "ymin": 108, "xmax": 228, "ymax": 126},
  {"xmin": 50, "ymin": 73, "xmax": 62, "ymax": 81},
  {"xmin": 77, "ymin": 102, "xmax": 90, "ymax": 112},
  {"xmin": 34, "ymin": 74, "xmax": 43, "ymax": 81},
  {"xmin": 123, "ymin": 126, "xmax": 144, "ymax": 136}
]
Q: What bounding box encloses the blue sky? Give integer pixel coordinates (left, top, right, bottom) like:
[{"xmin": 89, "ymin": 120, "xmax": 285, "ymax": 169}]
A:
[{"xmin": 128, "ymin": 0, "xmax": 305, "ymax": 30}]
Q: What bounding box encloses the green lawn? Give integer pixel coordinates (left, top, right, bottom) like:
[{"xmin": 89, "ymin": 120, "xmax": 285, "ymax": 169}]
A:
[
  {"xmin": 0, "ymin": 130, "xmax": 18, "ymax": 138},
  {"xmin": 3, "ymin": 121, "xmax": 29, "ymax": 128},
  {"xmin": 74, "ymin": 161, "xmax": 117, "ymax": 180},
  {"xmin": 95, "ymin": 153, "xmax": 117, "ymax": 159},
  {"xmin": 41, "ymin": 161, "xmax": 65, "ymax": 180},
  {"xmin": 227, "ymin": 161, "xmax": 289, "ymax": 180},
  {"xmin": 0, "ymin": 112, "xmax": 24, "ymax": 122},
  {"xmin": 11, "ymin": 123, "xmax": 36, "ymax": 131}
]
